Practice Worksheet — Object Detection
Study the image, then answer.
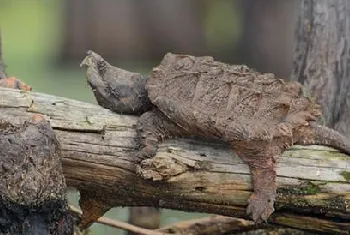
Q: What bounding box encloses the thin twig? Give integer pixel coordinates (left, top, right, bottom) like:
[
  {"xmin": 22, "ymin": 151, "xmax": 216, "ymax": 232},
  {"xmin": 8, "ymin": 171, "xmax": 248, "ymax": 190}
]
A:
[
  {"xmin": 69, "ymin": 205, "xmax": 171, "ymax": 235},
  {"xmin": 69, "ymin": 205, "xmax": 266, "ymax": 235},
  {"xmin": 97, "ymin": 217, "xmax": 170, "ymax": 235}
]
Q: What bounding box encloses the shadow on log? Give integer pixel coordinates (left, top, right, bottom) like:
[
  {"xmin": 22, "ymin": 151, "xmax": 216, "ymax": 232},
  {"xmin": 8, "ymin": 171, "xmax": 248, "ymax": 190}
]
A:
[{"xmin": 0, "ymin": 87, "xmax": 349, "ymax": 234}]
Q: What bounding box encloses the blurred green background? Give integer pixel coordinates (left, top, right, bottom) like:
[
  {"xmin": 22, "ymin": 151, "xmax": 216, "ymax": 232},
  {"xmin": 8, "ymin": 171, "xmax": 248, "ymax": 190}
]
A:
[
  {"xmin": 1, "ymin": 1, "xmax": 209, "ymax": 234},
  {"xmin": 0, "ymin": 0, "xmax": 296, "ymax": 234},
  {"xmin": 0, "ymin": 0, "xmax": 95, "ymax": 102},
  {"xmin": 0, "ymin": 1, "xmax": 219, "ymax": 234}
]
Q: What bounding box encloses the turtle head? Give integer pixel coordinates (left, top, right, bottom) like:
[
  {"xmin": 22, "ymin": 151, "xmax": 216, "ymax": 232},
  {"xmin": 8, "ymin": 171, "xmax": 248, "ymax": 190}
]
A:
[
  {"xmin": 80, "ymin": 50, "xmax": 105, "ymax": 69},
  {"xmin": 81, "ymin": 50, "xmax": 152, "ymax": 115}
]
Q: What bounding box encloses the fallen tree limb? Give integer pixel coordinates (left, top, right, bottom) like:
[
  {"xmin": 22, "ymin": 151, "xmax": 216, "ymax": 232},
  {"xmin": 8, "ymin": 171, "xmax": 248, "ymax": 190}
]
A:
[
  {"xmin": 157, "ymin": 216, "xmax": 264, "ymax": 235},
  {"xmin": 1, "ymin": 87, "xmax": 350, "ymax": 234},
  {"xmin": 157, "ymin": 216, "xmax": 311, "ymax": 235}
]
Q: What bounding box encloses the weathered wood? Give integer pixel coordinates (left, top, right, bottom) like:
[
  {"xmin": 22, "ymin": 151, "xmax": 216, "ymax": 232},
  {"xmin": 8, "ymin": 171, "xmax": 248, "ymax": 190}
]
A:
[
  {"xmin": 0, "ymin": 87, "xmax": 349, "ymax": 234},
  {"xmin": 157, "ymin": 216, "xmax": 265, "ymax": 235},
  {"xmin": 158, "ymin": 216, "xmax": 310, "ymax": 235}
]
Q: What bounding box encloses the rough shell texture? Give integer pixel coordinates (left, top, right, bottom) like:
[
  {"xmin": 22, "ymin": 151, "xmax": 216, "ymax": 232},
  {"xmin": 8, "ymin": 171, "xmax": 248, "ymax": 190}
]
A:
[{"xmin": 147, "ymin": 53, "xmax": 322, "ymax": 141}]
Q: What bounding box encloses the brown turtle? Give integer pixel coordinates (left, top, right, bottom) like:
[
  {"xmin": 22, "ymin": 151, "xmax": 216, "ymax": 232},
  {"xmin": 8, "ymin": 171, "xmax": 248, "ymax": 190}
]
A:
[{"xmin": 81, "ymin": 51, "xmax": 350, "ymax": 223}]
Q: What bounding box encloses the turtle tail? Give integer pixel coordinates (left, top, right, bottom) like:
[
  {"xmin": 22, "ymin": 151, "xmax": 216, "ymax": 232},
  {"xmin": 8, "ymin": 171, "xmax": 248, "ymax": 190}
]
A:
[{"xmin": 294, "ymin": 123, "xmax": 350, "ymax": 156}]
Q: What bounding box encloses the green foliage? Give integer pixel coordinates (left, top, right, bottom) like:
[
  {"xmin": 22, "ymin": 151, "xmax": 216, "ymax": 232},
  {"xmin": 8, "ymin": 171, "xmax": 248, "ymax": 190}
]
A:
[{"xmin": 0, "ymin": 0, "xmax": 95, "ymax": 102}]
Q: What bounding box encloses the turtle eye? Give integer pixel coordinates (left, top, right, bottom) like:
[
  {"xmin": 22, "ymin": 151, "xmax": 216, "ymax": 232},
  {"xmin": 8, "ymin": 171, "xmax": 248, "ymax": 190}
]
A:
[
  {"xmin": 97, "ymin": 60, "xmax": 107, "ymax": 75},
  {"xmin": 175, "ymin": 57, "xmax": 194, "ymax": 70}
]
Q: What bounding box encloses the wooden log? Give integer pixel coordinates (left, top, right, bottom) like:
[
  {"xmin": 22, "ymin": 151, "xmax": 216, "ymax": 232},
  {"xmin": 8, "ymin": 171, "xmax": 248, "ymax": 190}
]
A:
[
  {"xmin": 0, "ymin": 87, "xmax": 349, "ymax": 234},
  {"xmin": 157, "ymin": 216, "xmax": 312, "ymax": 235},
  {"xmin": 157, "ymin": 216, "xmax": 260, "ymax": 235}
]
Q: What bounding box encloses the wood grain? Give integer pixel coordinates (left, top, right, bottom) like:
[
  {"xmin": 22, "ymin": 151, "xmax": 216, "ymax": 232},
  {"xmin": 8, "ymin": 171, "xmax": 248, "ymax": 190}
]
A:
[{"xmin": 1, "ymin": 87, "xmax": 349, "ymax": 234}]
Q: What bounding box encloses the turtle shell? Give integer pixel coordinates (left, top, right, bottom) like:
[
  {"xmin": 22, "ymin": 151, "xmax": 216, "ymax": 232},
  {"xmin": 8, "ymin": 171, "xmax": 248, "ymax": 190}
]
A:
[{"xmin": 146, "ymin": 53, "xmax": 321, "ymax": 142}]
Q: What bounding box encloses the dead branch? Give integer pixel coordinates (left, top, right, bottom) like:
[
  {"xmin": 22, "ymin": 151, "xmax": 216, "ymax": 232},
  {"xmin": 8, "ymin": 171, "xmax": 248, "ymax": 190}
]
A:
[
  {"xmin": 157, "ymin": 216, "xmax": 264, "ymax": 235},
  {"xmin": 98, "ymin": 217, "xmax": 169, "ymax": 235},
  {"xmin": 1, "ymin": 87, "xmax": 349, "ymax": 234}
]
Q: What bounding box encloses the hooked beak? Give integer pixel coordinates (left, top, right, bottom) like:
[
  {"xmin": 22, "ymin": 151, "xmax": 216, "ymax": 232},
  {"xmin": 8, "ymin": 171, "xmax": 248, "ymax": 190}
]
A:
[
  {"xmin": 80, "ymin": 58, "xmax": 87, "ymax": 68},
  {"xmin": 80, "ymin": 50, "xmax": 94, "ymax": 68}
]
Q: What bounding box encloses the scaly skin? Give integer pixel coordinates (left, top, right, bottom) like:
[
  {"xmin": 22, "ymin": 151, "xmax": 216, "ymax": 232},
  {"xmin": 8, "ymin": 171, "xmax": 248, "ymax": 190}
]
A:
[
  {"xmin": 294, "ymin": 123, "xmax": 350, "ymax": 155},
  {"xmin": 80, "ymin": 50, "xmax": 151, "ymax": 115}
]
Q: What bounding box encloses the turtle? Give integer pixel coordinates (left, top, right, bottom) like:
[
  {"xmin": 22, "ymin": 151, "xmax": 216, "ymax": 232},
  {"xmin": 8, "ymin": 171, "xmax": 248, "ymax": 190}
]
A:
[{"xmin": 80, "ymin": 51, "xmax": 350, "ymax": 223}]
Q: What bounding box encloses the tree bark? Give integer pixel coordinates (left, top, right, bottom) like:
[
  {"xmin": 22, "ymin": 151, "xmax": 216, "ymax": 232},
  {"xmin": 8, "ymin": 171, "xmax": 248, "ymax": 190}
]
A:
[
  {"xmin": 291, "ymin": 0, "xmax": 350, "ymax": 137},
  {"xmin": 1, "ymin": 87, "xmax": 349, "ymax": 234},
  {"xmin": 0, "ymin": 29, "xmax": 7, "ymax": 80},
  {"xmin": 157, "ymin": 216, "xmax": 266, "ymax": 235}
]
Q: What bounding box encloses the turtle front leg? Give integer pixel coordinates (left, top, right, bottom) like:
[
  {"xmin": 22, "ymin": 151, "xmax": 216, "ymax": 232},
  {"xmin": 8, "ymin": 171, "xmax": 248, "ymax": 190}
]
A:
[
  {"xmin": 137, "ymin": 109, "xmax": 187, "ymax": 158},
  {"xmin": 237, "ymin": 146, "xmax": 280, "ymax": 223}
]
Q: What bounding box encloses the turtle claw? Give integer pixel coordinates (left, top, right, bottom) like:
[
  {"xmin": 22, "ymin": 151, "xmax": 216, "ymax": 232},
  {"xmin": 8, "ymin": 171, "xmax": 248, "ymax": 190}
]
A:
[{"xmin": 247, "ymin": 192, "xmax": 275, "ymax": 223}]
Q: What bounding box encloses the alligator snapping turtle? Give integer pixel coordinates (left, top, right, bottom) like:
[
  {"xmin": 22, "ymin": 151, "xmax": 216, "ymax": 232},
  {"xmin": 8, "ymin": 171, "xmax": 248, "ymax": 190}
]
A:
[{"xmin": 81, "ymin": 51, "xmax": 350, "ymax": 223}]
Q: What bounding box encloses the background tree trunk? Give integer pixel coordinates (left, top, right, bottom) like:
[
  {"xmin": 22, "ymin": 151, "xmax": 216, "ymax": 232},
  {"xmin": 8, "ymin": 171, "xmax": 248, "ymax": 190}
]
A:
[
  {"xmin": 128, "ymin": 207, "xmax": 160, "ymax": 235},
  {"xmin": 60, "ymin": 0, "xmax": 206, "ymax": 62},
  {"xmin": 237, "ymin": 0, "xmax": 297, "ymax": 78},
  {"xmin": 0, "ymin": 30, "xmax": 7, "ymax": 79},
  {"xmin": 291, "ymin": 0, "xmax": 350, "ymax": 137}
]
